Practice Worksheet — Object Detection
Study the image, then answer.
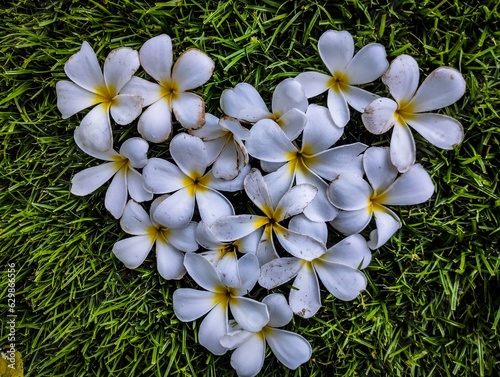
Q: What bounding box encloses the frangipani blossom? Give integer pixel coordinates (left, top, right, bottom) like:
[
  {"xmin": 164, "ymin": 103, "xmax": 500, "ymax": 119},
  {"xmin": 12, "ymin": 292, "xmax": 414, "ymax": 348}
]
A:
[
  {"xmin": 173, "ymin": 253, "xmax": 268, "ymax": 355},
  {"xmin": 220, "ymin": 79, "xmax": 308, "ymax": 140},
  {"xmin": 220, "ymin": 293, "xmax": 312, "ymax": 377},
  {"xmin": 245, "ymin": 104, "xmax": 367, "ymax": 222},
  {"xmin": 142, "ymin": 133, "xmax": 250, "ymax": 229},
  {"xmin": 296, "ymin": 30, "xmax": 389, "ymax": 128},
  {"xmin": 57, "ymin": 42, "xmax": 143, "ymax": 152},
  {"xmin": 112, "ymin": 199, "xmax": 198, "ymax": 279},
  {"xmin": 195, "ymin": 221, "xmax": 261, "ymax": 287},
  {"xmin": 71, "ymin": 136, "xmax": 152, "ymax": 219},
  {"xmin": 211, "ymin": 169, "xmax": 325, "ymax": 266},
  {"xmin": 327, "ymin": 146, "xmax": 434, "ymax": 249},
  {"xmin": 259, "ymin": 215, "xmax": 371, "ymax": 318},
  {"xmin": 121, "ymin": 34, "xmax": 214, "ymax": 142},
  {"xmin": 189, "ymin": 114, "xmax": 250, "ymax": 180},
  {"xmin": 362, "ymin": 54, "xmax": 466, "ymax": 172}
]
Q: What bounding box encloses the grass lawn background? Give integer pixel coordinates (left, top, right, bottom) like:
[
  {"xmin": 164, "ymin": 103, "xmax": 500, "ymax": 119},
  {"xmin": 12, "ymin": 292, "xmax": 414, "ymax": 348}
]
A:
[{"xmin": 1, "ymin": 0, "xmax": 499, "ymax": 376}]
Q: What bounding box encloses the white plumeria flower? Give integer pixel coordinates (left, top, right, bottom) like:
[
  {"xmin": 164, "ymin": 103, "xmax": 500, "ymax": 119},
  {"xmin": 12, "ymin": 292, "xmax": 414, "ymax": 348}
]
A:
[
  {"xmin": 259, "ymin": 215, "xmax": 371, "ymax": 318},
  {"xmin": 142, "ymin": 133, "xmax": 250, "ymax": 229},
  {"xmin": 71, "ymin": 136, "xmax": 152, "ymax": 219},
  {"xmin": 327, "ymin": 146, "xmax": 434, "ymax": 249},
  {"xmin": 211, "ymin": 169, "xmax": 325, "ymax": 266},
  {"xmin": 112, "ymin": 199, "xmax": 198, "ymax": 279},
  {"xmin": 57, "ymin": 42, "xmax": 143, "ymax": 152},
  {"xmin": 295, "ymin": 30, "xmax": 389, "ymax": 128},
  {"xmin": 220, "ymin": 79, "xmax": 308, "ymax": 140},
  {"xmin": 189, "ymin": 114, "xmax": 250, "ymax": 180},
  {"xmin": 362, "ymin": 54, "xmax": 466, "ymax": 173},
  {"xmin": 245, "ymin": 104, "xmax": 367, "ymax": 222},
  {"xmin": 173, "ymin": 252, "xmax": 268, "ymax": 355},
  {"xmin": 121, "ymin": 34, "xmax": 214, "ymax": 142},
  {"xmin": 220, "ymin": 293, "xmax": 312, "ymax": 377},
  {"xmin": 196, "ymin": 221, "xmax": 261, "ymax": 287}
]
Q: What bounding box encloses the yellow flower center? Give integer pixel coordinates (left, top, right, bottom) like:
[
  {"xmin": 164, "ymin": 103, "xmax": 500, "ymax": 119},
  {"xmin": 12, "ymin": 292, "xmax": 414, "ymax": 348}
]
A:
[
  {"xmin": 160, "ymin": 80, "xmax": 179, "ymax": 104},
  {"xmin": 394, "ymin": 101, "xmax": 416, "ymax": 126},
  {"xmin": 94, "ymin": 84, "xmax": 117, "ymax": 106},
  {"xmin": 327, "ymin": 71, "xmax": 349, "ymax": 93}
]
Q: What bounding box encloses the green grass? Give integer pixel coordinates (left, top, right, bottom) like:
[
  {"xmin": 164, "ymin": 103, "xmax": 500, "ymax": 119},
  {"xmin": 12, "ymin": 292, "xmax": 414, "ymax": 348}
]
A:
[{"xmin": 1, "ymin": 0, "xmax": 499, "ymax": 376}]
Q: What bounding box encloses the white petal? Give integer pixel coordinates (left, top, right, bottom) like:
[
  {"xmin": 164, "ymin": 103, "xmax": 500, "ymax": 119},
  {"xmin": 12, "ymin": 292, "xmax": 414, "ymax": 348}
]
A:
[
  {"xmin": 275, "ymin": 183, "xmax": 317, "ymax": 221},
  {"xmin": 103, "ymin": 47, "xmax": 139, "ymax": 92},
  {"xmin": 230, "ymin": 332, "xmax": 265, "ymax": 377},
  {"xmin": 230, "ymin": 296, "xmax": 269, "ymax": 332},
  {"xmin": 277, "ymin": 108, "xmax": 308, "ymax": 141},
  {"xmin": 138, "ymin": 98, "xmax": 173, "ymax": 143},
  {"xmin": 109, "ymin": 94, "xmax": 143, "ymax": 125},
  {"xmin": 172, "ymin": 92, "xmax": 206, "ymax": 130},
  {"xmin": 380, "ymin": 163, "xmax": 434, "ymax": 205},
  {"xmin": 330, "ymin": 208, "xmax": 372, "ymax": 235},
  {"xmin": 367, "ymin": 206, "xmax": 401, "ymax": 249},
  {"xmin": 217, "ymin": 252, "xmax": 240, "ymax": 287},
  {"xmin": 220, "ymin": 82, "xmax": 269, "ymax": 122},
  {"xmin": 64, "ymin": 41, "xmax": 105, "ymax": 93},
  {"xmin": 196, "ymin": 187, "xmax": 235, "ymax": 226},
  {"xmin": 167, "ymin": 222, "xmax": 199, "ymax": 252},
  {"xmin": 156, "ymin": 239, "xmax": 186, "ymax": 280},
  {"xmin": 289, "ymin": 262, "xmax": 321, "ymax": 318},
  {"xmin": 266, "ymin": 329, "xmax": 312, "ymax": 369},
  {"xmin": 119, "ymin": 137, "xmax": 149, "ymax": 168},
  {"xmin": 256, "ymin": 226, "xmax": 279, "ymax": 266},
  {"xmin": 310, "ymin": 142, "xmax": 367, "ymax": 181},
  {"xmin": 318, "ymin": 30, "xmax": 354, "ymax": 74},
  {"xmin": 343, "ymin": 85, "xmax": 379, "ymax": 113},
  {"xmin": 245, "ymin": 119, "xmax": 297, "ymax": 162},
  {"xmin": 152, "ymin": 187, "xmax": 195, "ymax": 228},
  {"xmin": 294, "ymin": 72, "xmax": 330, "ymax": 98},
  {"xmin": 262, "ymin": 293, "xmax": 293, "ymax": 328},
  {"xmin": 234, "ymin": 228, "xmax": 262, "ymax": 254},
  {"xmin": 288, "ymin": 214, "xmax": 327, "ymax": 244},
  {"xmin": 406, "ymin": 113, "xmax": 464, "ymax": 150},
  {"xmin": 203, "ymin": 137, "xmax": 227, "ymax": 165},
  {"xmin": 183, "ymin": 253, "xmax": 222, "ymax": 292},
  {"xmin": 120, "ymin": 76, "xmax": 163, "ymax": 107},
  {"xmin": 56, "ymin": 80, "xmax": 99, "ymax": 118},
  {"xmin": 243, "ymin": 169, "xmax": 274, "ymax": 216},
  {"xmin": 120, "ymin": 200, "xmax": 151, "ymax": 235},
  {"xmin": 105, "ymin": 167, "xmax": 128, "ymax": 218},
  {"xmin": 258, "ymin": 257, "xmax": 302, "ymax": 289},
  {"xmin": 139, "ymin": 34, "xmax": 173, "ymax": 83},
  {"xmin": 220, "ymin": 329, "xmax": 253, "ymax": 350},
  {"xmin": 262, "ymin": 162, "xmax": 295, "ymax": 209},
  {"xmin": 327, "ymin": 88, "xmax": 349, "ymax": 128},
  {"xmin": 142, "ymin": 158, "xmax": 186, "ymax": 193},
  {"xmin": 327, "ymin": 173, "xmax": 372, "ymax": 211},
  {"xmin": 205, "ymin": 163, "xmax": 251, "ymax": 192},
  {"xmin": 272, "ymin": 78, "xmax": 308, "ymax": 114},
  {"xmin": 112, "ymin": 235, "xmax": 153, "ymax": 268},
  {"xmin": 126, "ymin": 168, "xmax": 153, "ymax": 202},
  {"xmin": 363, "ymin": 146, "xmax": 398, "ymax": 194},
  {"xmin": 196, "ymin": 221, "xmax": 221, "ymax": 249},
  {"xmin": 211, "ymin": 215, "xmax": 268, "ymax": 242},
  {"xmin": 172, "ymin": 48, "xmax": 214, "ymax": 91},
  {"xmin": 211, "ymin": 140, "xmax": 244, "ymax": 181},
  {"xmin": 315, "ymin": 261, "xmax": 367, "ymax": 301},
  {"xmin": 219, "ymin": 116, "xmax": 251, "ymax": 140},
  {"xmin": 70, "ymin": 162, "xmax": 118, "ymax": 196},
  {"xmin": 190, "ymin": 113, "xmax": 223, "ymax": 140},
  {"xmin": 199, "ymin": 302, "xmax": 228, "ymax": 355},
  {"xmin": 173, "ymin": 288, "xmax": 217, "ymax": 321},
  {"xmin": 170, "ymin": 133, "xmax": 209, "ymax": 178},
  {"xmin": 235, "ymin": 253, "xmax": 261, "ymax": 294},
  {"xmin": 409, "ymin": 67, "xmax": 466, "ymax": 112},
  {"xmin": 362, "ymin": 97, "xmax": 398, "ymax": 135},
  {"xmin": 274, "ymin": 226, "xmax": 326, "ymax": 261},
  {"xmin": 390, "ymin": 123, "xmax": 416, "ymax": 173},
  {"xmin": 302, "ymin": 104, "xmax": 343, "ymax": 154},
  {"xmin": 382, "ymin": 54, "xmax": 420, "ymax": 104},
  {"xmin": 345, "ymin": 43, "xmax": 389, "ymax": 85},
  {"xmin": 322, "ymin": 234, "xmax": 372, "ymax": 269},
  {"xmin": 74, "ymin": 103, "xmax": 113, "ymax": 153}
]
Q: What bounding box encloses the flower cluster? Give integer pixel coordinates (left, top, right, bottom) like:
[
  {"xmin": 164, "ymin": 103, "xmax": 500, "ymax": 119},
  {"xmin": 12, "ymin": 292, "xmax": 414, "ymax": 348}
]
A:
[{"xmin": 57, "ymin": 30, "xmax": 465, "ymax": 376}]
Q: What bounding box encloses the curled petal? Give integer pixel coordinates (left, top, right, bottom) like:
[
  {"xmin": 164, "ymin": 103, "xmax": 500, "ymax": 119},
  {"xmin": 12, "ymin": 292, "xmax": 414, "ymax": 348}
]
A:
[
  {"xmin": 362, "ymin": 97, "xmax": 398, "ymax": 135},
  {"xmin": 211, "ymin": 139, "xmax": 247, "ymax": 180},
  {"xmin": 56, "ymin": 80, "xmax": 99, "ymax": 119},
  {"xmin": 368, "ymin": 206, "xmax": 401, "ymax": 249},
  {"xmin": 190, "ymin": 113, "xmax": 223, "ymax": 140},
  {"xmin": 266, "ymin": 328, "xmax": 312, "ymax": 369},
  {"xmin": 289, "ymin": 262, "xmax": 321, "ymax": 318},
  {"xmin": 172, "ymin": 92, "xmax": 205, "ymax": 130},
  {"xmin": 409, "ymin": 67, "xmax": 466, "ymax": 112},
  {"xmin": 277, "ymin": 108, "xmax": 308, "ymax": 141},
  {"xmin": 120, "ymin": 137, "xmax": 149, "ymax": 168},
  {"xmin": 294, "ymin": 72, "xmax": 330, "ymax": 98},
  {"xmin": 406, "ymin": 113, "xmax": 464, "ymax": 150},
  {"xmin": 74, "ymin": 103, "xmax": 113, "ymax": 153},
  {"xmin": 380, "ymin": 163, "xmax": 434, "ymax": 205},
  {"xmin": 64, "ymin": 41, "xmax": 105, "ymax": 93},
  {"xmin": 382, "ymin": 54, "xmax": 420, "ymax": 104},
  {"xmin": 327, "ymin": 173, "xmax": 372, "ymax": 211},
  {"xmin": 172, "ymin": 48, "xmax": 214, "ymax": 92},
  {"xmin": 346, "ymin": 43, "xmax": 389, "ymax": 85},
  {"xmin": 272, "ymin": 78, "xmax": 308, "ymax": 115},
  {"xmin": 103, "ymin": 47, "xmax": 139, "ymax": 92},
  {"xmin": 258, "ymin": 257, "xmax": 302, "ymax": 289},
  {"xmin": 173, "ymin": 288, "xmax": 217, "ymax": 322},
  {"xmin": 390, "ymin": 122, "xmax": 416, "ymax": 173},
  {"xmin": 139, "ymin": 34, "xmax": 173, "ymax": 83},
  {"xmin": 112, "ymin": 235, "xmax": 153, "ymax": 269},
  {"xmin": 70, "ymin": 162, "xmax": 118, "ymax": 196},
  {"xmin": 262, "ymin": 293, "xmax": 293, "ymax": 328},
  {"xmin": 318, "ymin": 30, "xmax": 354, "ymax": 74},
  {"xmin": 105, "ymin": 167, "xmax": 128, "ymax": 219},
  {"xmin": 315, "ymin": 261, "xmax": 367, "ymax": 301},
  {"xmin": 156, "ymin": 239, "xmax": 186, "ymax": 280},
  {"xmin": 327, "ymin": 88, "xmax": 349, "ymax": 128},
  {"xmin": 152, "ymin": 187, "xmax": 195, "ymax": 229},
  {"xmin": 219, "ymin": 116, "xmax": 251, "ymax": 140}
]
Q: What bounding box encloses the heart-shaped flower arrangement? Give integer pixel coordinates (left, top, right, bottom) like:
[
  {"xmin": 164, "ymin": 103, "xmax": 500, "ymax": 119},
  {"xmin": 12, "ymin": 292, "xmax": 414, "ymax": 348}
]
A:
[{"xmin": 56, "ymin": 30, "xmax": 465, "ymax": 377}]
